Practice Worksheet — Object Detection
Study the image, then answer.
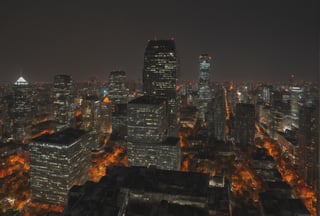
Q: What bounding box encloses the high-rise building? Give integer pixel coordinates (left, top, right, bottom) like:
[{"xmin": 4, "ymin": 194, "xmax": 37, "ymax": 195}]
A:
[
  {"xmin": 127, "ymin": 96, "xmax": 180, "ymax": 170},
  {"xmin": 289, "ymin": 86, "xmax": 303, "ymax": 129},
  {"xmin": 211, "ymin": 87, "xmax": 226, "ymax": 141},
  {"xmin": 29, "ymin": 128, "xmax": 91, "ymax": 205},
  {"xmin": 12, "ymin": 76, "xmax": 32, "ymax": 143},
  {"xmin": 108, "ymin": 71, "xmax": 128, "ymax": 138},
  {"xmin": 142, "ymin": 39, "xmax": 178, "ymax": 136},
  {"xmin": 297, "ymin": 103, "xmax": 319, "ymax": 187},
  {"xmin": 198, "ymin": 54, "xmax": 212, "ymax": 121},
  {"xmin": 53, "ymin": 74, "xmax": 73, "ymax": 131},
  {"xmin": 235, "ymin": 103, "xmax": 255, "ymax": 148},
  {"xmin": 109, "ymin": 70, "xmax": 128, "ymax": 105}
]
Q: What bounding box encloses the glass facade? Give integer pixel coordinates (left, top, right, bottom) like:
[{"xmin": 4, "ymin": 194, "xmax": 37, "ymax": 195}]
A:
[
  {"xmin": 143, "ymin": 40, "xmax": 178, "ymax": 136},
  {"xmin": 53, "ymin": 74, "xmax": 73, "ymax": 130}
]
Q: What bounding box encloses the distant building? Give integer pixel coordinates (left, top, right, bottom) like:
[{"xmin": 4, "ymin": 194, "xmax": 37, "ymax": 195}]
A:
[
  {"xmin": 108, "ymin": 70, "xmax": 128, "ymax": 105},
  {"xmin": 29, "ymin": 128, "xmax": 91, "ymax": 204},
  {"xmin": 108, "ymin": 71, "xmax": 128, "ymax": 138},
  {"xmin": 235, "ymin": 103, "xmax": 255, "ymax": 148},
  {"xmin": 53, "ymin": 74, "xmax": 73, "ymax": 131},
  {"xmin": 127, "ymin": 96, "xmax": 180, "ymax": 170},
  {"xmin": 111, "ymin": 104, "xmax": 127, "ymax": 138},
  {"xmin": 143, "ymin": 39, "xmax": 178, "ymax": 136},
  {"xmin": 12, "ymin": 76, "xmax": 32, "ymax": 143},
  {"xmin": 289, "ymin": 86, "xmax": 303, "ymax": 129},
  {"xmin": 80, "ymin": 96, "xmax": 112, "ymax": 149},
  {"xmin": 198, "ymin": 54, "xmax": 212, "ymax": 122},
  {"xmin": 210, "ymin": 87, "xmax": 226, "ymax": 141}
]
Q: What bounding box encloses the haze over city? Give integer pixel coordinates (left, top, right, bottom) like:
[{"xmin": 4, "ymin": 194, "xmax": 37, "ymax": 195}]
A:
[{"xmin": 0, "ymin": 0, "xmax": 318, "ymax": 82}]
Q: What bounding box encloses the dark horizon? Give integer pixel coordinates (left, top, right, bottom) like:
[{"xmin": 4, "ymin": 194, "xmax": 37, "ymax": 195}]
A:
[{"xmin": 0, "ymin": 1, "xmax": 318, "ymax": 83}]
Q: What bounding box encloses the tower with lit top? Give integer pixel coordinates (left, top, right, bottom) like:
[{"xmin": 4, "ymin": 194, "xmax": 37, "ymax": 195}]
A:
[
  {"xmin": 198, "ymin": 54, "xmax": 212, "ymax": 122},
  {"xmin": 12, "ymin": 76, "xmax": 32, "ymax": 143}
]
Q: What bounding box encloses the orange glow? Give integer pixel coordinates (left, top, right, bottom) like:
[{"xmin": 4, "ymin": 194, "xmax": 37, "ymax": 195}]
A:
[
  {"xmin": 22, "ymin": 202, "xmax": 63, "ymax": 216},
  {"xmin": 224, "ymin": 87, "xmax": 230, "ymax": 121},
  {"xmin": 229, "ymin": 83, "xmax": 234, "ymax": 91},
  {"xmin": 103, "ymin": 97, "xmax": 110, "ymax": 103},
  {"xmin": 181, "ymin": 158, "xmax": 189, "ymax": 172},
  {"xmin": 231, "ymin": 160, "xmax": 263, "ymax": 203},
  {"xmin": 75, "ymin": 109, "xmax": 81, "ymax": 117},
  {"xmin": 257, "ymin": 124, "xmax": 317, "ymax": 216},
  {"xmin": 90, "ymin": 146, "xmax": 127, "ymax": 182},
  {"xmin": 176, "ymin": 84, "xmax": 181, "ymax": 91},
  {"xmin": 0, "ymin": 154, "xmax": 29, "ymax": 178},
  {"xmin": 32, "ymin": 129, "xmax": 55, "ymax": 139}
]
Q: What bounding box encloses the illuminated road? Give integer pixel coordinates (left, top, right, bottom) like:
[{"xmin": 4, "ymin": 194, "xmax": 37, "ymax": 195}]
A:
[{"xmin": 256, "ymin": 124, "xmax": 317, "ymax": 216}]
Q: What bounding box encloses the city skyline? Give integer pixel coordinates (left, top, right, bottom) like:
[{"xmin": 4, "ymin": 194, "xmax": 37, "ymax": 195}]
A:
[{"xmin": 0, "ymin": 1, "xmax": 318, "ymax": 83}]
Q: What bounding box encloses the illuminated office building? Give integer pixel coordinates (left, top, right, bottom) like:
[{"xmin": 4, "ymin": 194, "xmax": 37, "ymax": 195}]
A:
[
  {"xmin": 198, "ymin": 54, "xmax": 212, "ymax": 121},
  {"xmin": 29, "ymin": 128, "xmax": 90, "ymax": 205},
  {"xmin": 53, "ymin": 74, "xmax": 73, "ymax": 131},
  {"xmin": 127, "ymin": 96, "xmax": 180, "ymax": 170},
  {"xmin": 12, "ymin": 76, "xmax": 32, "ymax": 143},
  {"xmin": 108, "ymin": 71, "xmax": 128, "ymax": 138},
  {"xmin": 143, "ymin": 39, "xmax": 178, "ymax": 136},
  {"xmin": 108, "ymin": 70, "xmax": 128, "ymax": 105},
  {"xmin": 289, "ymin": 86, "xmax": 303, "ymax": 129}
]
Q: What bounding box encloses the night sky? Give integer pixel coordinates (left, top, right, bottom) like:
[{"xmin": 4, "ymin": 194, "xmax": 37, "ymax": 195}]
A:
[{"xmin": 0, "ymin": 1, "xmax": 318, "ymax": 83}]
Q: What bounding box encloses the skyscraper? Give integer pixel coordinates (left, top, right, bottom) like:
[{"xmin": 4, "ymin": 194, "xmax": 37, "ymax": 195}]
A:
[
  {"xmin": 127, "ymin": 96, "xmax": 180, "ymax": 170},
  {"xmin": 12, "ymin": 76, "xmax": 32, "ymax": 143},
  {"xmin": 108, "ymin": 70, "xmax": 128, "ymax": 138},
  {"xmin": 53, "ymin": 74, "xmax": 73, "ymax": 131},
  {"xmin": 235, "ymin": 103, "xmax": 255, "ymax": 148},
  {"xmin": 143, "ymin": 39, "xmax": 178, "ymax": 136},
  {"xmin": 211, "ymin": 87, "xmax": 226, "ymax": 141},
  {"xmin": 29, "ymin": 128, "xmax": 91, "ymax": 205},
  {"xmin": 297, "ymin": 103, "xmax": 319, "ymax": 186},
  {"xmin": 109, "ymin": 70, "xmax": 128, "ymax": 105},
  {"xmin": 198, "ymin": 54, "xmax": 212, "ymax": 122}
]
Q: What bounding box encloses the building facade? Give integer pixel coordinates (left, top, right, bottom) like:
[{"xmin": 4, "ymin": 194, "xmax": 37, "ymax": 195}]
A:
[
  {"xmin": 127, "ymin": 96, "xmax": 180, "ymax": 170},
  {"xmin": 142, "ymin": 39, "xmax": 178, "ymax": 136},
  {"xmin": 198, "ymin": 54, "xmax": 212, "ymax": 122},
  {"xmin": 235, "ymin": 103, "xmax": 255, "ymax": 148},
  {"xmin": 29, "ymin": 128, "xmax": 91, "ymax": 204},
  {"xmin": 53, "ymin": 74, "xmax": 73, "ymax": 131},
  {"xmin": 12, "ymin": 76, "xmax": 32, "ymax": 143}
]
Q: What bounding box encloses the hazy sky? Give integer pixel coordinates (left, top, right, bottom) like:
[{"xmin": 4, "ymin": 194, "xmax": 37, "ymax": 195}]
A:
[{"xmin": 0, "ymin": 0, "xmax": 318, "ymax": 83}]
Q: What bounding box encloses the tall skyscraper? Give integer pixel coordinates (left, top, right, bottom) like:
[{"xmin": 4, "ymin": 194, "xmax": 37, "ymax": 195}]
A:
[
  {"xmin": 211, "ymin": 87, "xmax": 226, "ymax": 141},
  {"xmin": 12, "ymin": 76, "xmax": 32, "ymax": 143},
  {"xmin": 143, "ymin": 39, "xmax": 178, "ymax": 136},
  {"xmin": 29, "ymin": 128, "xmax": 91, "ymax": 205},
  {"xmin": 108, "ymin": 70, "xmax": 128, "ymax": 138},
  {"xmin": 53, "ymin": 74, "xmax": 73, "ymax": 131},
  {"xmin": 297, "ymin": 103, "xmax": 319, "ymax": 186},
  {"xmin": 198, "ymin": 54, "xmax": 212, "ymax": 122},
  {"xmin": 235, "ymin": 103, "xmax": 255, "ymax": 148},
  {"xmin": 127, "ymin": 96, "xmax": 180, "ymax": 170},
  {"xmin": 109, "ymin": 70, "xmax": 128, "ymax": 105},
  {"xmin": 289, "ymin": 86, "xmax": 303, "ymax": 129}
]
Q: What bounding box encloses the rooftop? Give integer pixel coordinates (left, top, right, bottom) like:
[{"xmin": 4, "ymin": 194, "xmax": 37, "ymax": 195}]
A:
[
  {"xmin": 129, "ymin": 95, "xmax": 166, "ymax": 105},
  {"xmin": 32, "ymin": 128, "xmax": 86, "ymax": 145},
  {"xmin": 14, "ymin": 76, "xmax": 29, "ymax": 86}
]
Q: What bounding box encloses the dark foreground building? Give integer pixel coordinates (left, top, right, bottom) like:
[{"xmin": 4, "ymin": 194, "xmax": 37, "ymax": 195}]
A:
[{"xmin": 64, "ymin": 166, "xmax": 231, "ymax": 216}]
